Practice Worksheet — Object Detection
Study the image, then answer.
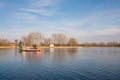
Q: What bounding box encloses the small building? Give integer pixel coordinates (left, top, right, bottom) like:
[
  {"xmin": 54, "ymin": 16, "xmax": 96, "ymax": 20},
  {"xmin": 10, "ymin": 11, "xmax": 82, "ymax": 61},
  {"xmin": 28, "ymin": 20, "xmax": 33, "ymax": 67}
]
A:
[{"xmin": 50, "ymin": 43, "xmax": 54, "ymax": 48}]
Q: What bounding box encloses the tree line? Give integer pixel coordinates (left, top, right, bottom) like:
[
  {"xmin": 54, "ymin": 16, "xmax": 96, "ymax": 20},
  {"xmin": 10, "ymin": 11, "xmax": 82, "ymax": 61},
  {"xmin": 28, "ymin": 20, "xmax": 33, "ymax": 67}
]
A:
[
  {"xmin": 21, "ymin": 32, "xmax": 78, "ymax": 46},
  {"xmin": 0, "ymin": 32, "xmax": 120, "ymax": 47},
  {"xmin": 80, "ymin": 42, "xmax": 120, "ymax": 47},
  {"xmin": 0, "ymin": 39, "xmax": 11, "ymax": 46}
]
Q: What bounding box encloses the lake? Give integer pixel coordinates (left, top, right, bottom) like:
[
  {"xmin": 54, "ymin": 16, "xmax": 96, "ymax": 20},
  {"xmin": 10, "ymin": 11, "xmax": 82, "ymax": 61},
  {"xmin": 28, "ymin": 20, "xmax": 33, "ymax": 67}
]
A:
[{"xmin": 0, "ymin": 47, "xmax": 120, "ymax": 80}]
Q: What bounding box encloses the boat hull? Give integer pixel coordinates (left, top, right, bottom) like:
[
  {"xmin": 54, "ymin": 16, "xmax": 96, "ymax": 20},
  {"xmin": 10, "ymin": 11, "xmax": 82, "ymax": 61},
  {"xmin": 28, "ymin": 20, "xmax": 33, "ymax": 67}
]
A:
[{"xmin": 22, "ymin": 49, "xmax": 41, "ymax": 52}]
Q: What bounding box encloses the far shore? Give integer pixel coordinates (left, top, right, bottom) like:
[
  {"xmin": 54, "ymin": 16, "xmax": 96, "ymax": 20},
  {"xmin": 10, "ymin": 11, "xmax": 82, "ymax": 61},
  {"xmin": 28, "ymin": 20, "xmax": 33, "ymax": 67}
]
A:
[
  {"xmin": 0, "ymin": 46, "xmax": 119, "ymax": 49},
  {"xmin": 0, "ymin": 46, "xmax": 15, "ymax": 49}
]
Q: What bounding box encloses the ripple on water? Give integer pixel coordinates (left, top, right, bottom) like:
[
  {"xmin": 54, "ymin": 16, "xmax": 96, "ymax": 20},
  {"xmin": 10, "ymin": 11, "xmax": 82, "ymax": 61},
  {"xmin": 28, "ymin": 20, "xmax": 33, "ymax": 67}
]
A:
[{"xmin": 0, "ymin": 48, "xmax": 120, "ymax": 80}]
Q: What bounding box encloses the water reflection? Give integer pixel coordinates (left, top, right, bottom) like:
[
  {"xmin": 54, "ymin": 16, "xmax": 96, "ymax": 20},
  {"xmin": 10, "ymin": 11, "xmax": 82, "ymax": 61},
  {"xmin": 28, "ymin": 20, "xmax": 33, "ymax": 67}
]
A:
[
  {"xmin": 0, "ymin": 48, "xmax": 120, "ymax": 80},
  {"xmin": 51, "ymin": 48, "xmax": 67, "ymax": 63},
  {"xmin": 20, "ymin": 51, "xmax": 42, "ymax": 63},
  {"xmin": 43, "ymin": 48, "xmax": 78, "ymax": 63},
  {"xmin": 67, "ymin": 48, "xmax": 78, "ymax": 58},
  {"xmin": 50, "ymin": 48, "xmax": 54, "ymax": 54},
  {"xmin": 19, "ymin": 48, "xmax": 78, "ymax": 63},
  {"xmin": 15, "ymin": 48, "xmax": 18, "ymax": 53}
]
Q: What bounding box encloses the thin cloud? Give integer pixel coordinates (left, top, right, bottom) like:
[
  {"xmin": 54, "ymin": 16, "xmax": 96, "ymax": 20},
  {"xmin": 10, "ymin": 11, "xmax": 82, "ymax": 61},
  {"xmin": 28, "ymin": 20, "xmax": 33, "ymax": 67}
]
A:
[
  {"xmin": 67, "ymin": 27, "xmax": 120, "ymax": 43},
  {"xmin": 1, "ymin": 0, "xmax": 120, "ymax": 43},
  {"xmin": 94, "ymin": 28, "xmax": 120, "ymax": 36},
  {"xmin": 15, "ymin": 12, "xmax": 38, "ymax": 21},
  {"xmin": 64, "ymin": 16, "xmax": 97, "ymax": 28},
  {"xmin": 59, "ymin": 9, "xmax": 120, "ymax": 42},
  {"xmin": 77, "ymin": 28, "xmax": 120, "ymax": 37},
  {"xmin": 63, "ymin": 9, "xmax": 120, "ymax": 29},
  {"xmin": 18, "ymin": 0, "xmax": 62, "ymax": 16},
  {"xmin": 20, "ymin": 8, "xmax": 55, "ymax": 16},
  {"xmin": 31, "ymin": 0, "xmax": 61, "ymax": 8}
]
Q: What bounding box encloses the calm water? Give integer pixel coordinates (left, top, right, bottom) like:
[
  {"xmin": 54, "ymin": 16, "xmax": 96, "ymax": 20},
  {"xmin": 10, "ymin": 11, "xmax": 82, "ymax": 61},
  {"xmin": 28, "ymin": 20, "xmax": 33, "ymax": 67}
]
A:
[{"xmin": 0, "ymin": 48, "xmax": 120, "ymax": 80}]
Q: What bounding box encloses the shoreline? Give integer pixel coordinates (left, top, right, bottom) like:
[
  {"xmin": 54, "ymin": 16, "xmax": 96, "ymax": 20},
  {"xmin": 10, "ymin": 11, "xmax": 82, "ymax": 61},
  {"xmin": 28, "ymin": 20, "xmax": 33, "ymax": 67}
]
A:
[{"xmin": 0, "ymin": 46, "xmax": 119, "ymax": 49}]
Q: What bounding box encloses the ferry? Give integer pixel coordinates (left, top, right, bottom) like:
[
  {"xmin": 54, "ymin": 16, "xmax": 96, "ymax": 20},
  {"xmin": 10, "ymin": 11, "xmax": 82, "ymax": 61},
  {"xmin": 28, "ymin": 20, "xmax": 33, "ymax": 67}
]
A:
[{"xmin": 18, "ymin": 46, "xmax": 42, "ymax": 52}]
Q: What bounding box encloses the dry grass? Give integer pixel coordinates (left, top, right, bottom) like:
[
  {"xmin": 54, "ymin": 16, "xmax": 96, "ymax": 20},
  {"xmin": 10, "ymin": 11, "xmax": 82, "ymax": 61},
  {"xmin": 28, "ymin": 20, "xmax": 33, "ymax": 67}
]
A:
[
  {"xmin": 41, "ymin": 46, "xmax": 83, "ymax": 48},
  {"xmin": 0, "ymin": 46, "xmax": 83, "ymax": 49},
  {"xmin": 0, "ymin": 46, "xmax": 118, "ymax": 49},
  {"xmin": 0, "ymin": 46, "xmax": 15, "ymax": 48}
]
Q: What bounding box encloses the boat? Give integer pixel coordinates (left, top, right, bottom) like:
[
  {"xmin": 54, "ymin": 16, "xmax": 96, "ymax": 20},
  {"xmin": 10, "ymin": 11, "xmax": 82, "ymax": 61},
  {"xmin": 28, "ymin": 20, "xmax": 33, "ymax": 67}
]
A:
[
  {"xmin": 18, "ymin": 46, "xmax": 42, "ymax": 52},
  {"xmin": 18, "ymin": 41, "xmax": 42, "ymax": 52}
]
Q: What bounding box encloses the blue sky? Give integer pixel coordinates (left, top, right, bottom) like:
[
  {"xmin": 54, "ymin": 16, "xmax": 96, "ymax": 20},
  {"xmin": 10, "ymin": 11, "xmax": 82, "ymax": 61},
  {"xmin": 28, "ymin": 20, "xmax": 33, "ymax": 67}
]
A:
[{"xmin": 0, "ymin": 0, "xmax": 120, "ymax": 43}]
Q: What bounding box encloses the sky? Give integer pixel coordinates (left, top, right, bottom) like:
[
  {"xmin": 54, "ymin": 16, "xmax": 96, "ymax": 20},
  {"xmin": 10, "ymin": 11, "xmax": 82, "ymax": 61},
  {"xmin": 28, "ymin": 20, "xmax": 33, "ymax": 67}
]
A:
[{"xmin": 0, "ymin": 0, "xmax": 120, "ymax": 43}]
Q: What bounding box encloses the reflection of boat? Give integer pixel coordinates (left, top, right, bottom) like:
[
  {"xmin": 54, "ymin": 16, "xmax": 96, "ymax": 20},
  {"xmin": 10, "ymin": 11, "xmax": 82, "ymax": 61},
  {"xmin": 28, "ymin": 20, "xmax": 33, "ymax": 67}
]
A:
[
  {"xmin": 19, "ymin": 46, "xmax": 42, "ymax": 52},
  {"xmin": 21, "ymin": 50, "xmax": 42, "ymax": 62}
]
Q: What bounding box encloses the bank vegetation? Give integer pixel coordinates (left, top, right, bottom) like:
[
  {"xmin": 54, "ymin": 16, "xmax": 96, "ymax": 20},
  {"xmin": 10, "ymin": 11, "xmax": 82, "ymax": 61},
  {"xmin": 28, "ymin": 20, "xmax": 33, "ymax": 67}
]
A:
[{"xmin": 0, "ymin": 32, "xmax": 120, "ymax": 47}]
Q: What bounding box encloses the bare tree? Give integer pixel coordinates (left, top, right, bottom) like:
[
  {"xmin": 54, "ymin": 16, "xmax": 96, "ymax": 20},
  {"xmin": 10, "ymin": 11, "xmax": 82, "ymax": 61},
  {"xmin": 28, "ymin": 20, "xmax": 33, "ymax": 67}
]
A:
[
  {"xmin": 44, "ymin": 38, "xmax": 52, "ymax": 46},
  {"xmin": 22, "ymin": 32, "xmax": 44, "ymax": 46},
  {"xmin": 22, "ymin": 36, "xmax": 30, "ymax": 46},
  {"xmin": 52, "ymin": 33, "xmax": 68, "ymax": 45},
  {"xmin": 0, "ymin": 39, "xmax": 10, "ymax": 46},
  {"xmin": 14, "ymin": 39, "xmax": 18, "ymax": 47}
]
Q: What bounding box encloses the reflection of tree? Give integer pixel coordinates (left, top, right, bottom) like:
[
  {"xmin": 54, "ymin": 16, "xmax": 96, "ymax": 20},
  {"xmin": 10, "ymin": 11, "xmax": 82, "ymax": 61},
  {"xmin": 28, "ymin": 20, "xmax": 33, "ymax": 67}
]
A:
[
  {"xmin": 51, "ymin": 48, "xmax": 67, "ymax": 63},
  {"xmin": 67, "ymin": 48, "xmax": 78, "ymax": 57},
  {"xmin": 50, "ymin": 48, "xmax": 78, "ymax": 63},
  {"xmin": 21, "ymin": 51, "xmax": 42, "ymax": 63},
  {"xmin": 43, "ymin": 48, "xmax": 50, "ymax": 55},
  {"xmin": 19, "ymin": 48, "xmax": 78, "ymax": 64},
  {"xmin": 15, "ymin": 48, "xmax": 18, "ymax": 53}
]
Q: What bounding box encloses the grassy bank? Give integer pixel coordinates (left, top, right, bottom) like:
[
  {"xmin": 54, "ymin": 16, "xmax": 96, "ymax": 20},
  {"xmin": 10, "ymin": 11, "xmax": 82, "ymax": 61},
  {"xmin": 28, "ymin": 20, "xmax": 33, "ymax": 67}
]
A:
[
  {"xmin": 41, "ymin": 46, "xmax": 83, "ymax": 48},
  {"xmin": 0, "ymin": 46, "xmax": 83, "ymax": 49},
  {"xmin": 0, "ymin": 45, "xmax": 119, "ymax": 49},
  {"xmin": 0, "ymin": 46, "xmax": 15, "ymax": 49}
]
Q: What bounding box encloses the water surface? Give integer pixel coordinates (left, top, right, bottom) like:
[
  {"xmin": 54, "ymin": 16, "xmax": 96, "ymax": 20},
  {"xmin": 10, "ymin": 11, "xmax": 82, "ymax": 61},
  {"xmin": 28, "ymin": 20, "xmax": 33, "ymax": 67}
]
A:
[{"xmin": 0, "ymin": 47, "xmax": 120, "ymax": 80}]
